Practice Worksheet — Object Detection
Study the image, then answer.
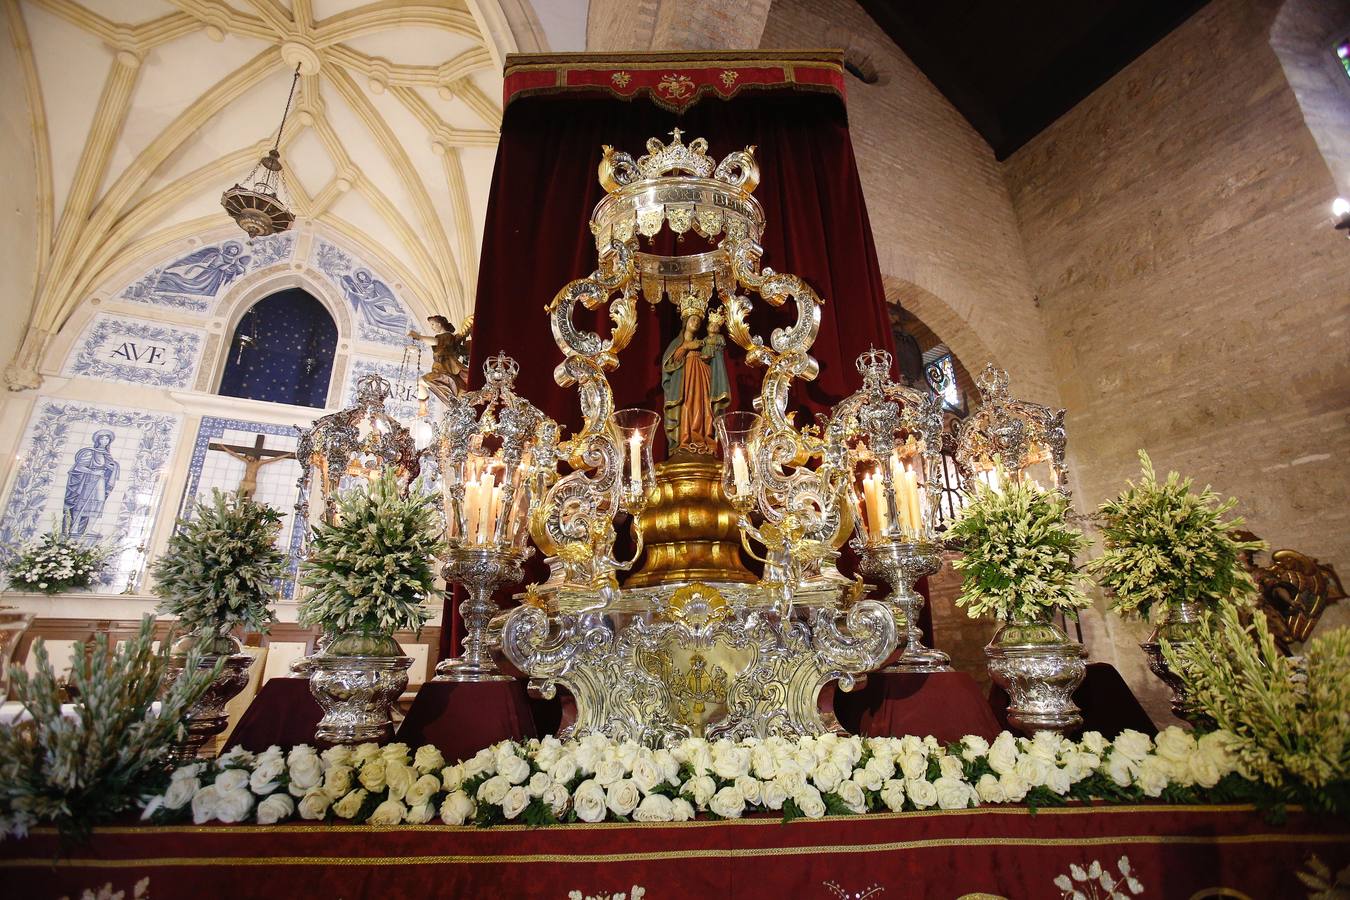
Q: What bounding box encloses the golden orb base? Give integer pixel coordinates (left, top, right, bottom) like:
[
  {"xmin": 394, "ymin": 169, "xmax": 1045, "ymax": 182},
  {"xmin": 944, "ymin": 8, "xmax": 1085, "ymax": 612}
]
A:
[{"xmin": 624, "ymin": 454, "xmax": 756, "ymax": 588}]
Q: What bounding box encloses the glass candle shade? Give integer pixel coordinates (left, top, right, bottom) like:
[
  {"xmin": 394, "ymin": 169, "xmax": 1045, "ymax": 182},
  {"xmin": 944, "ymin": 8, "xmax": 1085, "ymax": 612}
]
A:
[
  {"xmin": 715, "ymin": 410, "xmax": 761, "ymax": 505},
  {"xmin": 450, "ymin": 452, "xmax": 532, "ymax": 548},
  {"xmin": 855, "ymin": 449, "xmax": 929, "ymax": 545},
  {"xmin": 612, "ymin": 408, "xmax": 660, "ymax": 508}
]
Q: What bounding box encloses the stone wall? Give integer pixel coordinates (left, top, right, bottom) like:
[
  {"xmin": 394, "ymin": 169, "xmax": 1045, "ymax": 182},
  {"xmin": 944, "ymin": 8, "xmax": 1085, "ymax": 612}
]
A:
[{"xmin": 1003, "ymin": 0, "xmax": 1350, "ymax": 716}]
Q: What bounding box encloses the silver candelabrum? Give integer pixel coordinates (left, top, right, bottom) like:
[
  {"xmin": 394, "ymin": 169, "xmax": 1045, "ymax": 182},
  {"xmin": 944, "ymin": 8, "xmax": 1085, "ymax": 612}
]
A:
[
  {"xmin": 436, "ymin": 544, "xmax": 532, "ymax": 681},
  {"xmin": 856, "ymin": 537, "xmax": 950, "ymax": 673}
]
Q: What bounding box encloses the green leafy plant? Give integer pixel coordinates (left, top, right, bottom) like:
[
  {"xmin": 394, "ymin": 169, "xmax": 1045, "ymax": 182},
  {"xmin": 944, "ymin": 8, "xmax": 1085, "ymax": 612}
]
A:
[
  {"xmin": 151, "ymin": 490, "xmax": 286, "ymax": 638},
  {"xmin": 947, "ymin": 473, "xmax": 1092, "ymax": 622},
  {"xmin": 1163, "ymin": 602, "xmax": 1350, "ymax": 815},
  {"xmin": 5, "ymin": 531, "xmax": 109, "ymax": 595},
  {"xmin": 1088, "ymin": 450, "xmax": 1262, "ymax": 620},
  {"xmin": 0, "ymin": 616, "xmax": 222, "ymax": 842},
  {"xmin": 298, "ymin": 468, "xmax": 444, "ymax": 636}
]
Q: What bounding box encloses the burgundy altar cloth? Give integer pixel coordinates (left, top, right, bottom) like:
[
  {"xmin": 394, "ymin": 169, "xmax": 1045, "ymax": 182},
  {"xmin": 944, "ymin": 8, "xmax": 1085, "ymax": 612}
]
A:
[
  {"xmin": 395, "ymin": 680, "xmax": 537, "ymax": 762},
  {"xmin": 834, "ymin": 671, "xmax": 1004, "ymax": 745},
  {"xmin": 990, "ymin": 662, "xmax": 1159, "ymax": 740},
  {"xmin": 223, "ymin": 677, "xmax": 322, "ymax": 752},
  {"xmin": 6, "ymin": 807, "xmax": 1344, "ymax": 899}
]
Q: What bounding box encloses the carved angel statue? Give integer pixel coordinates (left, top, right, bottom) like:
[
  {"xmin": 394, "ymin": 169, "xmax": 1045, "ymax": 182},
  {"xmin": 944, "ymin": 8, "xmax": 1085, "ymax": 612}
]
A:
[{"xmin": 409, "ymin": 314, "xmax": 474, "ymax": 400}]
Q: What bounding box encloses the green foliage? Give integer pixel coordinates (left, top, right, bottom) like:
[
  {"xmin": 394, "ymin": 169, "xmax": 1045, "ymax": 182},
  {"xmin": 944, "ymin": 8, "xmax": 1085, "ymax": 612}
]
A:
[
  {"xmin": 947, "ymin": 473, "xmax": 1092, "ymax": 622},
  {"xmin": 0, "ymin": 616, "xmax": 222, "ymax": 842},
  {"xmin": 1163, "ymin": 603, "xmax": 1350, "ymax": 813},
  {"xmin": 298, "ymin": 469, "xmax": 445, "ymax": 636},
  {"xmin": 5, "ymin": 531, "xmax": 109, "ymax": 595},
  {"xmin": 1088, "ymin": 450, "xmax": 1263, "ymax": 620},
  {"xmin": 151, "ymin": 489, "xmax": 286, "ymax": 637}
]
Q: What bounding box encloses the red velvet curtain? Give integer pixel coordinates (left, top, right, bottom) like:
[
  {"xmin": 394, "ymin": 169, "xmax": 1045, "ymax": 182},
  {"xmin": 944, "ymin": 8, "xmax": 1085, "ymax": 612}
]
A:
[{"xmin": 446, "ymin": 85, "xmax": 903, "ymax": 658}]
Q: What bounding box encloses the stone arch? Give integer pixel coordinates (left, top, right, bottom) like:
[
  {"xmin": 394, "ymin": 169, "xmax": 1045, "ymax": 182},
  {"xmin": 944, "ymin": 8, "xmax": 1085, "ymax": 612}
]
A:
[
  {"xmin": 881, "ymin": 276, "xmax": 1001, "ymax": 381},
  {"xmin": 1270, "ymin": 0, "xmax": 1350, "ymax": 194}
]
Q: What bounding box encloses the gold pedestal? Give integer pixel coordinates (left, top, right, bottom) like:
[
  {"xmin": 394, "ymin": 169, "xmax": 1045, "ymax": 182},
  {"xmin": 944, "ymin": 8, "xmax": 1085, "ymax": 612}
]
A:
[{"xmin": 624, "ymin": 455, "xmax": 756, "ymax": 588}]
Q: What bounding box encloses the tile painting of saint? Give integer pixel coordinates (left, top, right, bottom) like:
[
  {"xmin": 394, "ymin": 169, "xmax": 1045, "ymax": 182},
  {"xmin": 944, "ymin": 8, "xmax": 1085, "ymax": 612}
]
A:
[
  {"xmin": 62, "ymin": 430, "xmax": 119, "ymax": 537},
  {"xmin": 134, "ymin": 242, "xmax": 251, "ymax": 298},
  {"xmin": 340, "ymin": 268, "xmax": 408, "ymax": 333}
]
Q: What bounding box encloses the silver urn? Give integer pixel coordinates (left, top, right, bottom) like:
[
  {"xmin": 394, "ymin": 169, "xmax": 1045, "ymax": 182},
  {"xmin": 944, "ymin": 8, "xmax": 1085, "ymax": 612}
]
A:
[
  {"xmin": 986, "ymin": 619, "xmax": 1087, "ymax": 736},
  {"xmin": 1139, "ymin": 598, "xmax": 1204, "ymax": 720},
  {"xmin": 165, "ymin": 631, "xmax": 254, "ymax": 765},
  {"xmin": 308, "ymin": 629, "xmax": 412, "ymax": 744}
]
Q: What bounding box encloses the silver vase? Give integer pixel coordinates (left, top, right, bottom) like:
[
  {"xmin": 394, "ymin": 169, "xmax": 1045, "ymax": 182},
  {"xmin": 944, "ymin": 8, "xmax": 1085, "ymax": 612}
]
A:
[
  {"xmin": 435, "ymin": 545, "xmax": 529, "ymax": 682},
  {"xmin": 1139, "ymin": 599, "xmax": 1205, "ymax": 719},
  {"xmin": 308, "ymin": 629, "xmax": 412, "ymax": 744},
  {"xmin": 165, "ymin": 632, "xmax": 254, "ymax": 765},
  {"xmin": 857, "ymin": 539, "xmax": 951, "ymax": 673},
  {"xmin": 986, "ymin": 619, "xmax": 1087, "ymax": 736}
]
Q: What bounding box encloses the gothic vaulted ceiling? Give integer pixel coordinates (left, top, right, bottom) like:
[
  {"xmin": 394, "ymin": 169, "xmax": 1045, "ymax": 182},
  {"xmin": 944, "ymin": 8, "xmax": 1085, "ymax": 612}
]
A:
[{"xmin": 9, "ymin": 0, "xmax": 505, "ymax": 336}]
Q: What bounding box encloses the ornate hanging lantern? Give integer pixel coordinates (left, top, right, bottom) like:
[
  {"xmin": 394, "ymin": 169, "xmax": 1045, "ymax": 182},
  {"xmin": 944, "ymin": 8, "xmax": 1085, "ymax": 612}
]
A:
[
  {"xmin": 222, "ymin": 64, "xmax": 301, "ymax": 239},
  {"xmin": 954, "ymin": 364, "xmax": 1069, "ymax": 498}
]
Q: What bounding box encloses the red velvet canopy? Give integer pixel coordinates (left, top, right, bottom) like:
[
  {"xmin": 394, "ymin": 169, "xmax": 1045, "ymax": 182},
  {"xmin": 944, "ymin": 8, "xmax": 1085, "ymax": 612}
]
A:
[{"xmin": 446, "ymin": 52, "xmax": 902, "ymax": 658}]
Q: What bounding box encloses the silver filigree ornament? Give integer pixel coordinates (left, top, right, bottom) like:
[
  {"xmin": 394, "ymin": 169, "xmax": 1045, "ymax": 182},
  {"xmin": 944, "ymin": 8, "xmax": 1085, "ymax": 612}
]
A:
[{"xmin": 955, "ymin": 364, "xmax": 1070, "ymax": 499}]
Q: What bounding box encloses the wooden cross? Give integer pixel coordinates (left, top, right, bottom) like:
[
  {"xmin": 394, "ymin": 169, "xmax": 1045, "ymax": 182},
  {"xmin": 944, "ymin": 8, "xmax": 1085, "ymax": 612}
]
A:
[{"xmin": 207, "ymin": 434, "xmax": 295, "ymax": 498}]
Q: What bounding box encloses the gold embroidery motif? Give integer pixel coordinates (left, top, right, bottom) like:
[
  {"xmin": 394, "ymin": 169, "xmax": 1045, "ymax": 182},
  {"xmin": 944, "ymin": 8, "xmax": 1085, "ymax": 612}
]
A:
[
  {"xmin": 720, "ymin": 69, "xmax": 740, "ymax": 88},
  {"xmin": 611, "ymin": 72, "xmax": 632, "ymax": 88},
  {"xmin": 656, "ymin": 73, "xmax": 695, "ymax": 100}
]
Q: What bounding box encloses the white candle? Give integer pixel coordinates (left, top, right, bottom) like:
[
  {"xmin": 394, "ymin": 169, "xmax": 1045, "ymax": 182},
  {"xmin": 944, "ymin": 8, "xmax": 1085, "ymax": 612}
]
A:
[
  {"xmin": 474, "ymin": 471, "xmax": 493, "ymax": 543},
  {"xmin": 628, "ymin": 433, "xmax": 642, "ymax": 491},
  {"xmin": 463, "ymin": 479, "xmax": 479, "ymax": 542},
  {"xmin": 731, "ymin": 446, "xmax": 751, "ymax": 497},
  {"xmin": 903, "ymin": 468, "xmax": 922, "ymax": 536},
  {"xmin": 488, "ymin": 485, "xmax": 503, "ymax": 542},
  {"xmin": 889, "ymin": 455, "xmax": 908, "ymax": 538},
  {"xmin": 863, "ymin": 471, "xmax": 882, "ymax": 539}
]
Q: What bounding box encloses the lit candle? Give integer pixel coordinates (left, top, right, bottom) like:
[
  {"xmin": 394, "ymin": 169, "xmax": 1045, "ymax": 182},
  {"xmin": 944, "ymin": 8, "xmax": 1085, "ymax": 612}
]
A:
[
  {"xmin": 474, "ymin": 471, "xmax": 493, "ymax": 544},
  {"xmin": 488, "ymin": 485, "xmax": 503, "ymax": 543},
  {"xmin": 628, "ymin": 432, "xmax": 642, "ymax": 491},
  {"xmin": 903, "ymin": 467, "xmax": 922, "ymax": 536},
  {"xmin": 463, "ymin": 478, "xmax": 480, "ymax": 542},
  {"xmin": 889, "ymin": 455, "xmax": 909, "ymax": 538},
  {"xmin": 731, "ymin": 446, "xmax": 751, "ymax": 497},
  {"xmin": 863, "ymin": 470, "xmax": 882, "ymax": 539}
]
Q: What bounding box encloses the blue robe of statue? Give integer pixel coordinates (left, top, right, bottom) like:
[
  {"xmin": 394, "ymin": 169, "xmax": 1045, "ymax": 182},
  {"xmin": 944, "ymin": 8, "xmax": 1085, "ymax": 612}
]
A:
[
  {"xmin": 62, "ymin": 431, "xmax": 119, "ymax": 537},
  {"xmin": 701, "ymin": 332, "xmax": 731, "ymax": 417}
]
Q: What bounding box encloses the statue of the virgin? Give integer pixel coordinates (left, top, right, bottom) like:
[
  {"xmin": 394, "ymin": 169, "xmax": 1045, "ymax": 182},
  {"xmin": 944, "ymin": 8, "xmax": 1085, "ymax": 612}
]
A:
[{"xmin": 661, "ymin": 294, "xmax": 730, "ymax": 454}]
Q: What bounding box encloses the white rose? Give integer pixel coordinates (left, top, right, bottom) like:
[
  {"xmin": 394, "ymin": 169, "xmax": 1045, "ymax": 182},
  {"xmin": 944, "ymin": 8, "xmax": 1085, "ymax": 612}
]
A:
[
  {"xmin": 879, "ymin": 779, "xmax": 906, "ymax": 812},
  {"xmin": 987, "ymin": 733, "xmax": 1018, "ymax": 775},
  {"xmin": 1198, "ymin": 731, "xmax": 1239, "ymax": 776},
  {"xmin": 1113, "ymin": 730, "xmax": 1153, "ymax": 762},
  {"xmin": 899, "ymin": 752, "xmax": 928, "ymax": 781},
  {"xmin": 573, "ymin": 779, "xmax": 608, "ymax": 823},
  {"xmin": 405, "ymin": 801, "xmax": 436, "ymax": 825},
  {"xmin": 542, "ymin": 783, "xmax": 571, "ymax": 816},
  {"xmin": 250, "ymin": 756, "xmax": 286, "ymax": 795},
  {"xmin": 685, "ymin": 775, "xmax": 717, "ymax": 807},
  {"xmin": 323, "ymin": 765, "xmax": 354, "ymax": 800},
  {"xmin": 864, "ymin": 755, "xmax": 896, "ymax": 783},
  {"xmin": 835, "ymin": 779, "xmax": 867, "ymax": 815},
  {"xmin": 616, "ymin": 741, "xmax": 641, "ymax": 772},
  {"xmin": 687, "ymin": 743, "xmax": 714, "ymax": 776},
  {"xmin": 670, "ymin": 798, "xmax": 696, "ymax": 822},
  {"xmin": 999, "ymin": 773, "xmax": 1029, "ymax": 802},
  {"xmin": 811, "ymin": 760, "xmax": 844, "ymax": 794},
  {"xmin": 413, "ymin": 745, "xmax": 445, "ymax": 774},
  {"xmin": 298, "ymin": 789, "xmax": 331, "ymax": 820},
  {"xmin": 463, "ymin": 749, "xmax": 496, "ymax": 778},
  {"xmin": 216, "ymin": 788, "xmax": 254, "ymax": 824},
  {"xmin": 440, "ymin": 790, "xmax": 475, "ymax": 825},
  {"xmin": 440, "ymin": 763, "xmax": 466, "ymax": 792},
  {"xmin": 594, "ymin": 757, "xmax": 626, "ymax": 787},
  {"xmin": 713, "ymin": 747, "xmax": 752, "ymax": 781},
  {"xmin": 934, "ymin": 776, "xmax": 973, "ymax": 810},
  {"xmin": 218, "ymin": 747, "xmax": 255, "ymax": 769},
  {"xmin": 256, "ymin": 793, "xmax": 295, "ymax": 825},
  {"xmin": 961, "ymin": 735, "xmax": 991, "ymax": 761},
  {"xmin": 906, "ymin": 778, "xmax": 937, "ymax": 809},
  {"xmin": 191, "ymin": 784, "xmax": 221, "ymax": 824},
  {"xmin": 733, "ymin": 775, "xmax": 762, "ymax": 807},
  {"xmin": 214, "ymin": 769, "xmax": 249, "ymax": 793},
  {"xmin": 528, "ymin": 771, "xmax": 554, "ymax": 798},
  {"xmin": 358, "ymin": 758, "xmax": 387, "ymax": 792},
  {"xmin": 654, "ymin": 749, "xmax": 680, "ymax": 785},
  {"xmin": 709, "ymin": 785, "xmax": 746, "ymax": 819},
  {"xmin": 164, "ymin": 776, "xmax": 199, "ymax": 810},
  {"xmin": 1136, "ymin": 756, "xmax": 1170, "ymax": 797},
  {"xmin": 351, "ymin": 743, "xmax": 382, "ymax": 766},
  {"xmin": 496, "ymin": 753, "xmax": 529, "ymax": 786},
  {"xmin": 1189, "ymin": 752, "xmax": 1222, "ymax": 788},
  {"xmin": 387, "ymin": 760, "xmax": 419, "ymax": 800},
  {"xmin": 793, "ymin": 786, "xmax": 826, "ymax": 819},
  {"xmin": 631, "ymin": 758, "xmax": 662, "ymax": 795},
  {"xmin": 633, "ymin": 794, "xmax": 675, "ymax": 822},
  {"xmin": 575, "ymin": 743, "xmax": 604, "ymax": 774},
  {"xmin": 1014, "ymin": 755, "xmax": 1050, "ymax": 788},
  {"xmin": 406, "ymin": 773, "xmax": 441, "ymax": 808},
  {"xmin": 332, "ymin": 788, "xmax": 368, "ymax": 819},
  {"xmin": 368, "ymin": 798, "xmax": 406, "ymax": 825},
  {"xmin": 751, "ymin": 745, "xmax": 778, "ymax": 780},
  {"xmin": 761, "ymin": 779, "xmax": 788, "ymax": 811},
  {"xmin": 322, "ymin": 745, "xmax": 353, "ymax": 769},
  {"xmin": 853, "ymin": 765, "xmax": 883, "ymax": 793},
  {"xmin": 975, "ymin": 774, "xmax": 1006, "ymax": 804},
  {"xmin": 1027, "ymin": 731, "xmax": 1063, "ymax": 762},
  {"xmin": 606, "ymin": 779, "xmax": 641, "ymax": 818},
  {"xmin": 381, "ymin": 742, "xmax": 411, "ymax": 763},
  {"xmin": 1106, "ymin": 752, "xmax": 1138, "ymax": 788},
  {"xmin": 549, "ymin": 756, "xmax": 579, "ymax": 786},
  {"xmin": 1045, "ymin": 766, "xmax": 1072, "ymax": 796},
  {"xmin": 937, "ymin": 755, "xmax": 965, "ymax": 781},
  {"xmin": 501, "ymin": 786, "xmax": 531, "ymax": 820},
  {"xmin": 477, "ymin": 774, "xmax": 512, "ymax": 806},
  {"xmin": 1080, "ymin": 731, "xmax": 1108, "ymax": 755},
  {"xmin": 1154, "ymin": 726, "xmax": 1197, "ymax": 763},
  {"xmin": 287, "ymin": 753, "xmax": 324, "ymax": 797}
]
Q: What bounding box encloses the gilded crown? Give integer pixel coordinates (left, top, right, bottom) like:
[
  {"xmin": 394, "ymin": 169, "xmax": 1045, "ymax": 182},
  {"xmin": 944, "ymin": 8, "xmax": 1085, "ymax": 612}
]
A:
[
  {"xmin": 678, "ymin": 288, "xmax": 709, "ymax": 321},
  {"xmin": 706, "ymin": 305, "xmax": 726, "ymax": 329}
]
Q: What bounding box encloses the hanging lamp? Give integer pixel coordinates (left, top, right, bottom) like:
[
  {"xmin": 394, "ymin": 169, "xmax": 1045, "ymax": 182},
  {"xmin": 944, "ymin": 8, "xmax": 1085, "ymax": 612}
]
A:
[{"xmin": 221, "ymin": 64, "xmax": 301, "ymax": 239}]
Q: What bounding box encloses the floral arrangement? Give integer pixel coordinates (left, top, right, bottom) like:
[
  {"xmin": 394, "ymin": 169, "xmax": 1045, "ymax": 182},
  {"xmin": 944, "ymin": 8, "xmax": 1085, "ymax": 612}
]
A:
[
  {"xmin": 947, "ymin": 473, "xmax": 1092, "ymax": 622},
  {"xmin": 0, "ymin": 617, "xmax": 223, "ymax": 841},
  {"xmin": 151, "ymin": 490, "xmax": 287, "ymax": 637},
  {"xmin": 1088, "ymin": 451, "xmax": 1263, "ymax": 619},
  {"xmin": 151, "ymin": 726, "xmax": 1255, "ymax": 829},
  {"xmin": 298, "ymin": 469, "xmax": 445, "ymax": 636},
  {"xmin": 1164, "ymin": 602, "xmax": 1350, "ymax": 815},
  {"xmin": 5, "ymin": 531, "xmax": 108, "ymax": 595}
]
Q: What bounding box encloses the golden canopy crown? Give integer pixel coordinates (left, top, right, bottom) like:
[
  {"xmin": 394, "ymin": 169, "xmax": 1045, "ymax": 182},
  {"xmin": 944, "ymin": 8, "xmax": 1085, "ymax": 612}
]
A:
[{"xmin": 590, "ymin": 129, "xmax": 765, "ymax": 266}]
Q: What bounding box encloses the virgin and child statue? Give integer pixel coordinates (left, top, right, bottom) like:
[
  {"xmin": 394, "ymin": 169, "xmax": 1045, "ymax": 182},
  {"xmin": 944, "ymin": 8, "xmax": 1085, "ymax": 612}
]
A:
[
  {"xmin": 661, "ymin": 295, "xmax": 730, "ymax": 455},
  {"xmin": 62, "ymin": 429, "xmax": 119, "ymax": 538}
]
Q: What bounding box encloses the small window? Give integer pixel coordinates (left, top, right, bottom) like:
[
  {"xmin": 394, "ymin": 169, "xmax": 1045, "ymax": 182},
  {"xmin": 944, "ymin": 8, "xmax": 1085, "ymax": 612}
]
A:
[
  {"xmin": 1337, "ymin": 37, "xmax": 1350, "ymax": 81},
  {"xmin": 925, "ymin": 353, "xmax": 962, "ymax": 413},
  {"xmin": 219, "ymin": 289, "xmax": 337, "ymax": 408}
]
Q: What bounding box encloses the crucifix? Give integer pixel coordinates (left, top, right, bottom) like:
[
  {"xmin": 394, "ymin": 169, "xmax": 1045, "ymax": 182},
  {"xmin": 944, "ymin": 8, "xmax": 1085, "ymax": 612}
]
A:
[{"xmin": 208, "ymin": 434, "xmax": 295, "ymax": 498}]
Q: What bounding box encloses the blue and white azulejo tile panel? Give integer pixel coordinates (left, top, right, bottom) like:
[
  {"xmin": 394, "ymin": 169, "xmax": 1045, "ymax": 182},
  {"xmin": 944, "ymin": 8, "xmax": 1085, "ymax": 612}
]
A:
[
  {"xmin": 180, "ymin": 417, "xmax": 309, "ymax": 599},
  {"xmin": 119, "ymin": 233, "xmax": 295, "ymax": 314},
  {"xmin": 311, "ymin": 239, "xmax": 415, "ymax": 347},
  {"xmin": 343, "ymin": 355, "xmax": 439, "ymax": 422},
  {"xmin": 61, "ymin": 313, "xmax": 206, "ymax": 389},
  {"xmin": 0, "ymin": 399, "xmax": 181, "ymax": 590}
]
